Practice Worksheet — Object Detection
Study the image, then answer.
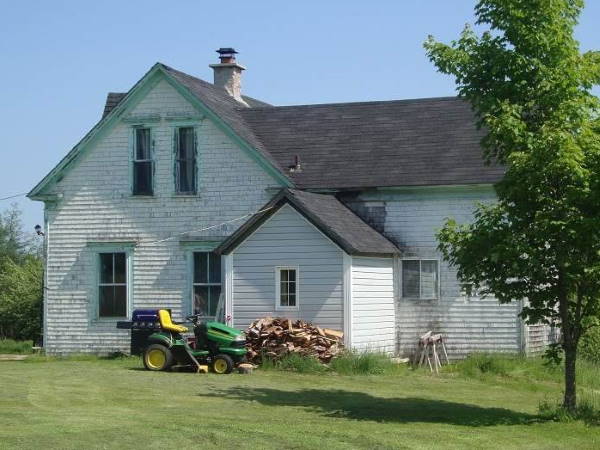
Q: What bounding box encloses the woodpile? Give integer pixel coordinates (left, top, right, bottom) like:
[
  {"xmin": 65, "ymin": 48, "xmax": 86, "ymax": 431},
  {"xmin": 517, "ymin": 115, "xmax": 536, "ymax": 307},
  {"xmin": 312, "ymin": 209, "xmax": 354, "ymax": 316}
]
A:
[{"xmin": 245, "ymin": 317, "xmax": 344, "ymax": 364}]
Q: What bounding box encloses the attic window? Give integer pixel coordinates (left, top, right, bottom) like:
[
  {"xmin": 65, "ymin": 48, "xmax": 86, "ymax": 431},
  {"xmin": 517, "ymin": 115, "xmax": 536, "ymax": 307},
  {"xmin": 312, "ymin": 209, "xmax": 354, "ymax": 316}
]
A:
[
  {"xmin": 132, "ymin": 128, "xmax": 153, "ymax": 195},
  {"xmin": 175, "ymin": 127, "xmax": 197, "ymax": 194}
]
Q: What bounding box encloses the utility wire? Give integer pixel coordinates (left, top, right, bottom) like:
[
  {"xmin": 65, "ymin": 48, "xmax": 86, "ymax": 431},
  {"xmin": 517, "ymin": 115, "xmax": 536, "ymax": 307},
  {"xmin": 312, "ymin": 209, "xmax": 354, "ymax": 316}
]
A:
[
  {"xmin": 142, "ymin": 205, "xmax": 275, "ymax": 245},
  {"xmin": 0, "ymin": 192, "xmax": 28, "ymax": 201}
]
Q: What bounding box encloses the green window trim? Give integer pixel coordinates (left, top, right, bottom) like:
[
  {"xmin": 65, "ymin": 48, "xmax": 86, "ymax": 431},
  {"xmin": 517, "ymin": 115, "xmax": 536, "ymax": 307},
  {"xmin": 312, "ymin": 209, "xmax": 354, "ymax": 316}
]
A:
[
  {"xmin": 173, "ymin": 126, "xmax": 199, "ymax": 195},
  {"xmin": 88, "ymin": 243, "xmax": 135, "ymax": 322},
  {"xmin": 131, "ymin": 126, "xmax": 155, "ymax": 196}
]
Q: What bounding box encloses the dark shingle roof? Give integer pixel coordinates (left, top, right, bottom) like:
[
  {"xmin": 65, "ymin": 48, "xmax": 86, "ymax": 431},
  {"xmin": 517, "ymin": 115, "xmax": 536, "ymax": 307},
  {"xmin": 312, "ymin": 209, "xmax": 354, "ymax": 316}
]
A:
[
  {"xmin": 100, "ymin": 66, "xmax": 502, "ymax": 190},
  {"xmin": 102, "ymin": 92, "xmax": 127, "ymax": 118},
  {"xmin": 239, "ymin": 97, "xmax": 504, "ymax": 189},
  {"xmin": 217, "ymin": 189, "xmax": 400, "ymax": 257}
]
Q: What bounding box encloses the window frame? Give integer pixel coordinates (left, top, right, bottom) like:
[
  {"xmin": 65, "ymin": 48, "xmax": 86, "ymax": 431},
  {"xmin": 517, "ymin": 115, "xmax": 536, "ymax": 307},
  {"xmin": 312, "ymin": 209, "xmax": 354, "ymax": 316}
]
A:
[
  {"xmin": 400, "ymin": 258, "xmax": 440, "ymax": 300},
  {"xmin": 173, "ymin": 126, "xmax": 198, "ymax": 195},
  {"xmin": 131, "ymin": 126, "xmax": 155, "ymax": 196},
  {"xmin": 275, "ymin": 266, "xmax": 299, "ymax": 311},
  {"xmin": 89, "ymin": 243, "xmax": 134, "ymax": 321},
  {"xmin": 191, "ymin": 250, "xmax": 222, "ymax": 319}
]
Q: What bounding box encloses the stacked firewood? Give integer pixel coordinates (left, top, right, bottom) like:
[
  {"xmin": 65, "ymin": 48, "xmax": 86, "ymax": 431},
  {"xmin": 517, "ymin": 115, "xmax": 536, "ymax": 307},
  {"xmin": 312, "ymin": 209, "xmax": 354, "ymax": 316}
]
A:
[{"xmin": 245, "ymin": 317, "xmax": 344, "ymax": 364}]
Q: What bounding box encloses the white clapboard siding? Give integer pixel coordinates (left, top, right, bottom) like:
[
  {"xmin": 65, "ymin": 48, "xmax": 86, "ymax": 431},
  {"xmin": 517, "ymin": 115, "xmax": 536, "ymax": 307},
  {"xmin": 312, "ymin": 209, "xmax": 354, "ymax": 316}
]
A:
[
  {"xmin": 352, "ymin": 188, "xmax": 522, "ymax": 359},
  {"xmin": 42, "ymin": 79, "xmax": 279, "ymax": 354},
  {"xmin": 232, "ymin": 204, "xmax": 344, "ymax": 330},
  {"xmin": 351, "ymin": 257, "xmax": 396, "ymax": 354}
]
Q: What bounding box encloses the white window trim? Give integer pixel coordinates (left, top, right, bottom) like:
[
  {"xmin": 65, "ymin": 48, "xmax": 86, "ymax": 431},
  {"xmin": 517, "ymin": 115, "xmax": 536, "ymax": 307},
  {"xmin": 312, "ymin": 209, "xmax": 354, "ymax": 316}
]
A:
[
  {"xmin": 275, "ymin": 266, "xmax": 299, "ymax": 311},
  {"xmin": 399, "ymin": 258, "xmax": 440, "ymax": 300}
]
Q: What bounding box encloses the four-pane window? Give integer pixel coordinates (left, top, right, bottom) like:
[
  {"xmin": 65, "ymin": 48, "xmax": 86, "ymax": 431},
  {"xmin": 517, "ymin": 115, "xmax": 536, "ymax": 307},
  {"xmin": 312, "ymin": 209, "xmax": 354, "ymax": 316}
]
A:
[
  {"xmin": 193, "ymin": 252, "xmax": 221, "ymax": 317},
  {"xmin": 402, "ymin": 259, "xmax": 439, "ymax": 299},
  {"xmin": 98, "ymin": 252, "xmax": 127, "ymax": 317},
  {"xmin": 175, "ymin": 127, "xmax": 197, "ymax": 194},
  {"xmin": 132, "ymin": 128, "xmax": 153, "ymax": 195},
  {"xmin": 277, "ymin": 267, "xmax": 298, "ymax": 309}
]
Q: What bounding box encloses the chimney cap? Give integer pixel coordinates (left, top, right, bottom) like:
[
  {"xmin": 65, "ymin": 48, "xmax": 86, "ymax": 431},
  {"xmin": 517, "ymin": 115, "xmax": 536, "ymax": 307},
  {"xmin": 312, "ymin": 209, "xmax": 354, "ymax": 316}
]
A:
[{"xmin": 216, "ymin": 47, "xmax": 238, "ymax": 55}]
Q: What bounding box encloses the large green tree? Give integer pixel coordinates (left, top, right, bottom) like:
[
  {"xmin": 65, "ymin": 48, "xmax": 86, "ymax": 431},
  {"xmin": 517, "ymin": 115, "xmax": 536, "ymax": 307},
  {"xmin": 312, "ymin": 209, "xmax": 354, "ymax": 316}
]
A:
[{"xmin": 424, "ymin": 0, "xmax": 600, "ymax": 411}]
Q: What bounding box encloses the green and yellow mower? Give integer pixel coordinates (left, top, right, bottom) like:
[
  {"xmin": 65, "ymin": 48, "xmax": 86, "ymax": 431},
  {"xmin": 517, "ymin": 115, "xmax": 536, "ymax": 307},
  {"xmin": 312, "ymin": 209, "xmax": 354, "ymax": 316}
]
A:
[{"xmin": 128, "ymin": 309, "xmax": 247, "ymax": 373}]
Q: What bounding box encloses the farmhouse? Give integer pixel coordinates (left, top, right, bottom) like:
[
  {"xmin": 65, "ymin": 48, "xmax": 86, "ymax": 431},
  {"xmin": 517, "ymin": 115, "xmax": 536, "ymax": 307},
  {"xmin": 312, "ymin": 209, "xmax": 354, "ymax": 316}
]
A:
[{"xmin": 29, "ymin": 49, "xmax": 550, "ymax": 357}]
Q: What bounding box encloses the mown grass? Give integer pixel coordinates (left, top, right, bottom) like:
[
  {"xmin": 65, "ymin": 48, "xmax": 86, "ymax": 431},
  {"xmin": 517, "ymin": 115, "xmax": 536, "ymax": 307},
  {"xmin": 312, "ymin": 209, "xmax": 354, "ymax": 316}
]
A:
[
  {"xmin": 1, "ymin": 352, "xmax": 599, "ymax": 449},
  {"xmin": 0, "ymin": 339, "xmax": 33, "ymax": 354}
]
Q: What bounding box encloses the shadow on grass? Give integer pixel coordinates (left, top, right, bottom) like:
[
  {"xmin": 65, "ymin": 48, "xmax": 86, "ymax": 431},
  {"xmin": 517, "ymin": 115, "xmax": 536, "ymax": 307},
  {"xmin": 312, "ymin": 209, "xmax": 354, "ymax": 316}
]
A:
[{"xmin": 199, "ymin": 387, "xmax": 540, "ymax": 426}]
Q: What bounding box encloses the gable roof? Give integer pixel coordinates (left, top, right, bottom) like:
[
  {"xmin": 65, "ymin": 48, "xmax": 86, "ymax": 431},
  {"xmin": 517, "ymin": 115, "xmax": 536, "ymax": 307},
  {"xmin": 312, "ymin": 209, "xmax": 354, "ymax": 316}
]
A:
[
  {"xmin": 28, "ymin": 63, "xmax": 292, "ymax": 199},
  {"xmin": 239, "ymin": 97, "xmax": 504, "ymax": 189},
  {"xmin": 216, "ymin": 189, "xmax": 400, "ymax": 257},
  {"xmin": 30, "ymin": 63, "xmax": 502, "ymax": 200}
]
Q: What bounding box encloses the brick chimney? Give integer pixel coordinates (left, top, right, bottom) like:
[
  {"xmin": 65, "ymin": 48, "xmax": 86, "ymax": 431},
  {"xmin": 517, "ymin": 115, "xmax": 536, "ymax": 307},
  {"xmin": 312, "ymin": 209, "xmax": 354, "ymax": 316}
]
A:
[{"xmin": 209, "ymin": 48, "xmax": 247, "ymax": 105}]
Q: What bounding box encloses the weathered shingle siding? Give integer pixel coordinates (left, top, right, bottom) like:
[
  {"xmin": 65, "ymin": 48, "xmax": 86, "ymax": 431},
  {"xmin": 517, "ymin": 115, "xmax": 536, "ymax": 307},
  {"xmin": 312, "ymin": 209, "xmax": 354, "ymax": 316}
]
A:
[
  {"xmin": 43, "ymin": 79, "xmax": 280, "ymax": 354},
  {"xmin": 231, "ymin": 204, "xmax": 344, "ymax": 330},
  {"xmin": 351, "ymin": 257, "xmax": 395, "ymax": 353},
  {"xmin": 350, "ymin": 187, "xmax": 522, "ymax": 359}
]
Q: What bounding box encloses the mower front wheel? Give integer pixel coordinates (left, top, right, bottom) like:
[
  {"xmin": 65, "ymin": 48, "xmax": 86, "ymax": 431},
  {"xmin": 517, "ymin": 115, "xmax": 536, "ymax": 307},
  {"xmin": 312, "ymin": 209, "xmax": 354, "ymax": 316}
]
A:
[
  {"xmin": 143, "ymin": 344, "xmax": 173, "ymax": 371},
  {"xmin": 212, "ymin": 354, "xmax": 234, "ymax": 374}
]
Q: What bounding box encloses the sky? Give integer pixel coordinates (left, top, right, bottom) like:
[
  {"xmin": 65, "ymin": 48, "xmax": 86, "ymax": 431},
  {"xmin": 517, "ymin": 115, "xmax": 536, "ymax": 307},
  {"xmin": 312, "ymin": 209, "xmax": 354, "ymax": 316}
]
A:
[{"xmin": 0, "ymin": 0, "xmax": 599, "ymax": 229}]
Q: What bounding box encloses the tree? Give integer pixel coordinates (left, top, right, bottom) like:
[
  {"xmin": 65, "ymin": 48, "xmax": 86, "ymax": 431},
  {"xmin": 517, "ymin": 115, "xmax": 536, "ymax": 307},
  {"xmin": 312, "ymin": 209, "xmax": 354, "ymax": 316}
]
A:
[{"xmin": 424, "ymin": 0, "xmax": 600, "ymax": 411}]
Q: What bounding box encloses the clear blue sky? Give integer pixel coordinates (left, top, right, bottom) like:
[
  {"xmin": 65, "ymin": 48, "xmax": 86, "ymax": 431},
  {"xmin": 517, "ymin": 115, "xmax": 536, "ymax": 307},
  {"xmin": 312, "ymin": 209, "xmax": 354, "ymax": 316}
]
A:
[{"xmin": 1, "ymin": 0, "xmax": 598, "ymax": 229}]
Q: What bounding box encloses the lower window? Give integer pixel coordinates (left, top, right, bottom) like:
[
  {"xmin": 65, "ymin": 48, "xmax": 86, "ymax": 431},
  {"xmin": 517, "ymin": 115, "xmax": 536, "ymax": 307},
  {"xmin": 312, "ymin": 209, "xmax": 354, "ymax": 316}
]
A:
[
  {"xmin": 402, "ymin": 259, "xmax": 439, "ymax": 299},
  {"xmin": 276, "ymin": 267, "xmax": 298, "ymax": 309},
  {"xmin": 192, "ymin": 252, "xmax": 221, "ymax": 318},
  {"xmin": 98, "ymin": 252, "xmax": 127, "ymax": 317}
]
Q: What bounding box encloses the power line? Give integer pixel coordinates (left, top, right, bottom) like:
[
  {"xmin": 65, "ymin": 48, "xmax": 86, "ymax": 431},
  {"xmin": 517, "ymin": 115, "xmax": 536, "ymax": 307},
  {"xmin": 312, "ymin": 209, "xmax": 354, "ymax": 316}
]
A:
[
  {"xmin": 0, "ymin": 192, "xmax": 28, "ymax": 201},
  {"xmin": 142, "ymin": 206, "xmax": 275, "ymax": 246}
]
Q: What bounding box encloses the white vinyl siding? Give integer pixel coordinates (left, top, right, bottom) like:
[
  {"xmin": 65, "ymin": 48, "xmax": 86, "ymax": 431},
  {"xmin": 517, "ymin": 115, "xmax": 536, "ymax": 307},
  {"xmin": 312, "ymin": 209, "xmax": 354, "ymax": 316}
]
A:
[
  {"xmin": 351, "ymin": 257, "xmax": 395, "ymax": 354},
  {"xmin": 232, "ymin": 204, "xmax": 344, "ymax": 330}
]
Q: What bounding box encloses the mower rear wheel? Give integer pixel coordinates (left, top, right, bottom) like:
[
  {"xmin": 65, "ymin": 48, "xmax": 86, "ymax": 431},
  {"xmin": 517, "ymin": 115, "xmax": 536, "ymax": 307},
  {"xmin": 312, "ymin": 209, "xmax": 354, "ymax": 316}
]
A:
[
  {"xmin": 143, "ymin": 344, "xmax": 173, "ymax": 371},
  {"xmin": 212, "ymin": 354, "xmax": 234, "ymax": 374}
]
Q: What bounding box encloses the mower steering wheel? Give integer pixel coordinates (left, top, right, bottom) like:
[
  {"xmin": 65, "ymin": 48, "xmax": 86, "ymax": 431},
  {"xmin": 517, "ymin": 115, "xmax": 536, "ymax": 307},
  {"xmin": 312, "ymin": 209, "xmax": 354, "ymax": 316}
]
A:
[{"xmin": 185, "ymin": 313, "xmax": 203, "ymax": 323}]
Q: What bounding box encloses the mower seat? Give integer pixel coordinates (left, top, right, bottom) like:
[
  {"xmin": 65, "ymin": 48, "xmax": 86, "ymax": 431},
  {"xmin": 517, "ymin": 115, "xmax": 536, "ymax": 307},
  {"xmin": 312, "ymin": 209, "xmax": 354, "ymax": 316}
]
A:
[{"xmin": 158, "ymin": 309, "xmax": 188, "ymax": 334}]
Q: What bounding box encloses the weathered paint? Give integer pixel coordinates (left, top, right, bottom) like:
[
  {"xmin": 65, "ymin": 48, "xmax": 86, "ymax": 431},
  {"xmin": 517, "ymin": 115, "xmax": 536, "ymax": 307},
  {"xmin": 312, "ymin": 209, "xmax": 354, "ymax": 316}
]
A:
[
  {"xmin": 352, "ymin": 187, "xmax": 523, "ymax": 358},
  {"xmin": 351, "ymin": 257, "xmax": 396, "ymax": 354},
  {"xmin": 231, "ymin": 204, "xmax": 345, "ymax": 330},
  {"xmin": 41, "ymin": 79, "xmax": 281, "ymax": 354}
]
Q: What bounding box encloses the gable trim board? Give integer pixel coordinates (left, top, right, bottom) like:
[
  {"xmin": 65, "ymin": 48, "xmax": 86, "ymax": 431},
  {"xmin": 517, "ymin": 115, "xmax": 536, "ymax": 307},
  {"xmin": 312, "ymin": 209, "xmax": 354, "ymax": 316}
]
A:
[{"xmin": 28, "ymin": 63, "xmax": 292, "ymax": 200}]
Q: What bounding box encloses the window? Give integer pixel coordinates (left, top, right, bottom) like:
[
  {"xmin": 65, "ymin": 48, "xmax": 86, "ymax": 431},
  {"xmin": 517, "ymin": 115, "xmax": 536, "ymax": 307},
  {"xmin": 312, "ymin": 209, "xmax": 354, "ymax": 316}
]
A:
[
  {"xmin": 402, "ymin": 260, "xmax": 439, "ymax": 299},
  {"xmin": 98, "ymin": 252, "xmax": 127, "ymax": 317},
  {"xmin": 133, "ymin": 128, "xmax": 153, "ymax": 195},
  {"xmin": 276, "ymin": 267, "xmax": 298, "ymax": 310},
  {"xmin": 193, "ymin": 252, "xmax": 221, "ymax": 317},
  {"xmin": 175, "ymin": 127, "xmax": 197, "ymax": 194}
]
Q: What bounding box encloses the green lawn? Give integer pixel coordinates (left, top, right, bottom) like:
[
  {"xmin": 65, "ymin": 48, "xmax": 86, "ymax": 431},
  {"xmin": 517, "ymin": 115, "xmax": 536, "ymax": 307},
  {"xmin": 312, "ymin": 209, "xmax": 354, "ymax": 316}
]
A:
[{"xmin": 0, "ymin": 357, "xmax": 599, "ymax": 449}]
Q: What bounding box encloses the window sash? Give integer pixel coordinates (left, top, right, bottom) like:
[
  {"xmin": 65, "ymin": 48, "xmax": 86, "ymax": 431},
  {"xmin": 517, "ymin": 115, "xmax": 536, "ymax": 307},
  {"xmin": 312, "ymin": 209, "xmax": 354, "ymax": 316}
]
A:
[
  {"xmin": 98, "ymin": 253, "xmax": 127, "ymax": 318},
  {"xmin": 277, "ymin": 268, "xmax": 298, "ymax": 308},
  {"xmin": 192, "ymin": 252, "xmax": 221, "ymax": 317},
  {"xmin": 175, "ymin": 127, "xmax": 197, "ymax": 194},
  {"xmin": 133, "ymin": 128, "xmax": 153, "ymax": 195},
  {"xmin": 401, "ymin": 259, "xmax": 439, "ymax": 299}
]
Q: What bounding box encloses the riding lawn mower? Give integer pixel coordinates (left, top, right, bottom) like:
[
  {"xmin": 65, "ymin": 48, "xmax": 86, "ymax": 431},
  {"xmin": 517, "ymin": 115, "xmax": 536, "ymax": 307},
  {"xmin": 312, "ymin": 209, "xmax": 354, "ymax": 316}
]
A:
[{"xmin": 122, "ymin": 309, "xmax": 247, "ymax": 374}]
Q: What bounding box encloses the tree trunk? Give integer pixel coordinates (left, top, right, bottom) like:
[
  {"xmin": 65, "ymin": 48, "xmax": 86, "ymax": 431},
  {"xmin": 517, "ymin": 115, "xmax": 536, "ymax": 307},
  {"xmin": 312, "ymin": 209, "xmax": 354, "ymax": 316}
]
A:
[{"xmin": 563, "ymin": 344, "xmax": 577, "ymax": 412}]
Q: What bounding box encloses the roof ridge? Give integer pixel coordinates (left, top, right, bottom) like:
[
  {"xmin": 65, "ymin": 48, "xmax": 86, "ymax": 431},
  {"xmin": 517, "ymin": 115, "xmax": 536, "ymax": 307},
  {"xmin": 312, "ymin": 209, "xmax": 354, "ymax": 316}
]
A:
[{"xmin": 242, "ymin": 95, "xmax": 463, "ymax": 111}]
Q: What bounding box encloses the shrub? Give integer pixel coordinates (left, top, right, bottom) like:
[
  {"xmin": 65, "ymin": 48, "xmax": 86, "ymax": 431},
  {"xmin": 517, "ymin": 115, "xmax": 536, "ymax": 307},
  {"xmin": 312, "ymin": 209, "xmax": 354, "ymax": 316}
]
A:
[
  {"xmin": 329, "ymin": 350, "xmax": 398, "ymax": 375},
  {"xmin": 579, "ymin": 326, "xmax": 600, "ymax": 365},
  {"xmin": 539, "ymin": 393, "xmax": 600, "ymax": 425},
  {"xmin": 0, "ymin": 339, "xmax": 33, "ymax": 354}
]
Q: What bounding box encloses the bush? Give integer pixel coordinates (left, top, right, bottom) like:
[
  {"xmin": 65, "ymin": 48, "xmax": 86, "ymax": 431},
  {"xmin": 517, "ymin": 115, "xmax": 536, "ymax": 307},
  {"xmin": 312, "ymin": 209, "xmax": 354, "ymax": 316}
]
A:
[
  {"xmin": 329, "ymin": 351, "xmax": 398, "ymax": 375},
  {"xmin": 580, "ymin": 326, "xmax": 600, "ymax": 365},
  {"xmin": 0, "ymin": 339, "xmax": 33, "ymax": 354},
  {"xmin": 539, "ymin": 393, "xmax": 600, "ymax": 425}
]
